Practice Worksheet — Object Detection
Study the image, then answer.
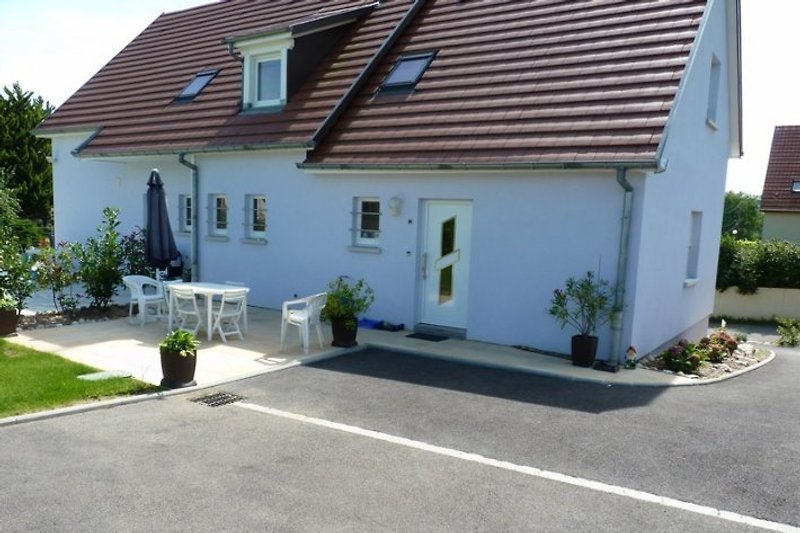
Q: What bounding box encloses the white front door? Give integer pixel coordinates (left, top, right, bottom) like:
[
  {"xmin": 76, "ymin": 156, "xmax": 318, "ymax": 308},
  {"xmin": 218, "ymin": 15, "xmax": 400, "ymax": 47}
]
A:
[{"xmin": 420, "ymin": 200, "xmax": 472, "ymax": 329}]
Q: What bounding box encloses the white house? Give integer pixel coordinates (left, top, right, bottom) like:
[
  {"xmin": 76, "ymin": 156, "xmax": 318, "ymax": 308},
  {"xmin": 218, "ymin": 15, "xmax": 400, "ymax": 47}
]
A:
[{"xmin": 36, "ymin": 0, "xmax": 742, "ymax": 361}]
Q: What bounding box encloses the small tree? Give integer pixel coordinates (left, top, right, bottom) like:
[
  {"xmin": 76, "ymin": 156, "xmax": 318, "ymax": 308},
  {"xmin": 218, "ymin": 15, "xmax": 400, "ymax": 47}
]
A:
[
  {"xmin": 72, "ymin": 207, "xmax": 125, "ymax": 308},
  {"xmin": 0, "ymin": 229, "xmax": 36, "ymax": 314},
  {"xmin": 548, "ymin": 271, "xmax": 617, "ymax": 337},
  {"xmin": 721, "ymin": 192, "xmax": 763, "ymax": 240},
  {"xmin": 37, "ymin": 242, "xmax": 81, "ymax": 314}
]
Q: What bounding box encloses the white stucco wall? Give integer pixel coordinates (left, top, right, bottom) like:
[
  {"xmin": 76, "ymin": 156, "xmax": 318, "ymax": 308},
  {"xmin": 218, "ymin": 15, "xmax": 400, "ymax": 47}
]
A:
[{"xmin": 625, "ymin": 0, "xmax": 735, "ymax": 355}]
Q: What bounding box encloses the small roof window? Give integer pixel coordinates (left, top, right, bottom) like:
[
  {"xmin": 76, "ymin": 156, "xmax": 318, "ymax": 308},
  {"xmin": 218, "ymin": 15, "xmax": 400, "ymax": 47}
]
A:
[
  {"xmin": 175, "ymin": 70, "xmax": 218, "ymax": 102},
  {"xmin": 792, "ymin": 179, "xmax": 800, "ymax": 193},
  {"xmin": 380, "ymin": 52, "xmax": 436, "ymax": 92}
]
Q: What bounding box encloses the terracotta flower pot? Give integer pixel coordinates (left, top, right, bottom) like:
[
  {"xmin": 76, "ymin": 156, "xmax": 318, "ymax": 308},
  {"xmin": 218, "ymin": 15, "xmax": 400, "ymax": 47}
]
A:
[{"xmin": 159, "ymin": 349, "xmax": 197, "ymax": 388}]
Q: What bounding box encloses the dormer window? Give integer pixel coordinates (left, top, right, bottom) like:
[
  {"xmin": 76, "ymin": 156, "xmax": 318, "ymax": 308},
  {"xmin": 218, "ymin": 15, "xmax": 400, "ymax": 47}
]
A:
[
  {"xmin": 380, "ymin": 51, "xmax": 436, "ymax": 94},
  {"xmin": 232, "ymin": 32, "xmax": 293, "ymax": 111},
  {"xmin": 175, "ymin": 69, "xmax": 218, "ymax": 102}
]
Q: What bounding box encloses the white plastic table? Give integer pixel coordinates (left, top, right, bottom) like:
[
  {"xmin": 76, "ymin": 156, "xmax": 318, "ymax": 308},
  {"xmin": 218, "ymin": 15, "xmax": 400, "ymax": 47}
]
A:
[{"xmin": 165, "ymin": 282, "xmax": 250, "ymax": 341}]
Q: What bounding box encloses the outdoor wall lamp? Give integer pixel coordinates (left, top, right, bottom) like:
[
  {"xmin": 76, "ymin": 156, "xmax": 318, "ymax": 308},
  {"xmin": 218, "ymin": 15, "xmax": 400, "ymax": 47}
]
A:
[{"xmin": 388, "ymin": 196, "xmax": 403, "ymax": 216}]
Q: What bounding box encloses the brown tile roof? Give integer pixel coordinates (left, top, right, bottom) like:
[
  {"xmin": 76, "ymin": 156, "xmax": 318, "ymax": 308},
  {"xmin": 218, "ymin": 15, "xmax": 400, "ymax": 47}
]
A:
[
  {"xmin": 37, "ymin": 0, "xmax": 410, "ymax": 156},
  {"xmin": 761, "ymin": 126, "xmax": 800, "ymax": 212},
  {"xmin": 306, "ymin": 0, "xmax": 707, "ymax": 167}
]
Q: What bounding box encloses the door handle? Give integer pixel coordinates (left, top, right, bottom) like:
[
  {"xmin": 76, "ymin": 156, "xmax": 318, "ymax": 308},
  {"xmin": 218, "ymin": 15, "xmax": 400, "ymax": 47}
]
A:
[{"xmin": 421, "ymin": 253, "xmax": 428, "ymax": 280}]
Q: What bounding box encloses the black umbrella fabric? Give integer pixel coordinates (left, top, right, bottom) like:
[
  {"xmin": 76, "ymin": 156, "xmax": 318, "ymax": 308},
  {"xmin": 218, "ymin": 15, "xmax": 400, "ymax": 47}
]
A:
[{"xmin": 145, "ymin": 169, "xmax": 179, "ymax": 270}]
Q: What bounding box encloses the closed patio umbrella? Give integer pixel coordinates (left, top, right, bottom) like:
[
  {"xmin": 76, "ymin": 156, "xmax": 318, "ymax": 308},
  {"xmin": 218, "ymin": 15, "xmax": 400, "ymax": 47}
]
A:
[{"xmin": 145, "ymin": 169, "xmax": 179, "ymax": 271}]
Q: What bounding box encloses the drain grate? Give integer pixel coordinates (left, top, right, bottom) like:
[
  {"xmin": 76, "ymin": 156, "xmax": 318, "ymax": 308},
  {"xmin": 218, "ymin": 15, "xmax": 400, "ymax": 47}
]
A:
[{"xmin": 191, "ymin": 392, "xmax": 243, "ymax": 407}]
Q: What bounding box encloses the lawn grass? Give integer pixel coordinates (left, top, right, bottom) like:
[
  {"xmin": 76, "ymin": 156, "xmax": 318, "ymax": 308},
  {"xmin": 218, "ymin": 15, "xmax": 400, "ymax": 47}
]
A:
[{"xmin": 0, "ymin": 339, "xmax": 160, "ymax": 418}]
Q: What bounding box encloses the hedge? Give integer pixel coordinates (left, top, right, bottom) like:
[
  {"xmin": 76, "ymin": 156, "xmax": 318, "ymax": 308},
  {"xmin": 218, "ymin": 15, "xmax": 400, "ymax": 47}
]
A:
[{"xmin": 717, "ymin": 236, "xmax": 800, "ymax": 293}]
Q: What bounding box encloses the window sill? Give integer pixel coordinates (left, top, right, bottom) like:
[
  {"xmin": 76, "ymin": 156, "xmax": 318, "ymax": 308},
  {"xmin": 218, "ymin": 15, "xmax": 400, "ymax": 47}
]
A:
[
  {"xmin": 348, "ymin": 245, "xmax": 382, "ymax": 255},
  {"xmin": 240, "ymin": 237, "xmax": 267, "ymax": 245},
  {"xmin": 683, "ymin": 278, "xmax": 699, "ymax": 288},
  {"xmin": 205, "ymin": 235, "xmax": 229, "ymax": 243},
  {"xmin": 176, "ymin": 231, "xmax": 191, "ymax": 237}
]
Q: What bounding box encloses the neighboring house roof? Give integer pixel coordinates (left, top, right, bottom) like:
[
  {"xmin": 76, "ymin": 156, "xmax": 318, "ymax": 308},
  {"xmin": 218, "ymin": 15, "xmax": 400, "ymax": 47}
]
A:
[
  {"xmin": 36, "ymin": 0, "xmax": 407, "ymax": 156},
  {"xmin": 37, "ymin": 0, "xmax": 722, "ymax": 166},
  {"xmin": 761, "ymin": 126, "xmax": 800, "ymax": 213},
  {"xmin": 305, "ymin": 0, "xmax": 708, "ymax": 168}
]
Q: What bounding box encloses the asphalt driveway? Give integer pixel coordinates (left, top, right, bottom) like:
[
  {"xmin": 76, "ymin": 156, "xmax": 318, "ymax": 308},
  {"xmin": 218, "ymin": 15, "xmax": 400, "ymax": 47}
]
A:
[{"xmin": 2, "ymin": 346, "xmax": 798, "ymax": 532}]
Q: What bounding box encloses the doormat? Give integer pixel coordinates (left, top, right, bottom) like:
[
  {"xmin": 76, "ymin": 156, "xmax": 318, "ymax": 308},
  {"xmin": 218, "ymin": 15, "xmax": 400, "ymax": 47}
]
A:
[{"xmin": 406, "ymin": 332, "xmax": 448, "ymax": 342}]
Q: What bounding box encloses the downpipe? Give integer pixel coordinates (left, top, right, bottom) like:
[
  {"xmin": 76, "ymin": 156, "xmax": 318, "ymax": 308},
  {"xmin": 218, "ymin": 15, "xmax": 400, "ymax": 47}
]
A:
[
  {"xmin": 609, "ymin": 167, "xmax": 633, "ymax": 366},
  {"xmin": 178, "ymin": 154, "xmax": 199, "ymax": 282}
]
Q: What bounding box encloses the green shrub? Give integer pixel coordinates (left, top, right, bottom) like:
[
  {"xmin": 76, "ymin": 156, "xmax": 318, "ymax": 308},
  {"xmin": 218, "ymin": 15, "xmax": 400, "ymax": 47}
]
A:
[
  {"xmin": 660, "ymin": 339, "xmax": 704, "ymax": 374},
  {"xmin": 36, "ymin": 242, "xmax": 81, "ymax": 314},
  {"xmin": 120, "ymin": 227, "xmax": 149, "ymax": 276},
  {"xmin": 776, "ymin": 317, "xmax": 800, "ymax": 347},
  {"xmin": 716, "ymin": 238, "xmax": 800, "ymax": 293},
  {"xmin": 71, "ymin": 207, "xmax": 125, "ymax": 309},
  {"xmin": 0, "ymin": 229, "xmax": 37, "ymax": 313},
  {"xmin": 697, "ymin": 330, "xmax": 738, "ymax": 363}
]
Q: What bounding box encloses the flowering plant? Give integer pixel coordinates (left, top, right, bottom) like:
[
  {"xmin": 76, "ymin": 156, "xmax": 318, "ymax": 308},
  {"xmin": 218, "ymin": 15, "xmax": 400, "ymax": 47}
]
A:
[
  {"xmin": 320, "ymin": 276, "xmax": 375, "ymax": 329},
  {"xmin": 548, "ymin": 271, "xmax": 617, "ymax": 336}
]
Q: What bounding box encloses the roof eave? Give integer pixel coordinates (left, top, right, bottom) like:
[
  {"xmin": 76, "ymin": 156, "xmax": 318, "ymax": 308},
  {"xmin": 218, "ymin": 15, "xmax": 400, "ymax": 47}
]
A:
[
  {"xmin": 298, "ymin": 159, "xmax": 662, "ymax": 173},
  {"xmin": 75, "ymin": 141, "xmax": 314, "ymax": 159}
]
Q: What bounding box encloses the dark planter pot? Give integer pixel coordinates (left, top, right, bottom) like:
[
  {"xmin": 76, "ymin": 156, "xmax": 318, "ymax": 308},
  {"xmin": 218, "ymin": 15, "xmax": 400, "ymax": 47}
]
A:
[
  {"xmin": 571, "ymin": 334, "xmax": 598, "ymax": 367},
  {"xmin": 160, "ymin": 349, "xmax": 197, "ymax": 388},
  {"xmin": 0, "ymin": 309, "xmax": 18, "ymax": 336},
  {"xmin": 330, "ymin": 317, "xmax": 358, "ymax": 348}
]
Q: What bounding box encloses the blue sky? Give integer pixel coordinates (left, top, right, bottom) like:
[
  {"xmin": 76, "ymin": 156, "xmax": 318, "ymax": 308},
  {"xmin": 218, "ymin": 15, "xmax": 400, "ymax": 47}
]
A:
[{"xmin": 0, "ymin": 0, "xmax": 793, "ymax": 195}]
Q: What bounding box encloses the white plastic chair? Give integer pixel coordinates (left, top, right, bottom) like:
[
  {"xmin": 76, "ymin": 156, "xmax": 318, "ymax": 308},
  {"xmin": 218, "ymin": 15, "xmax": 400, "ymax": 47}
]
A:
[
  {"xmin": 211, "ymin": 289, "xmax": 248, "ymax": 343},
  {"xmin": 225, "ymin": 281, "xmax": 247, "ymax": 333},
  {"xmin": 280, "ymin": 292, "xmax": 327, "ymax": 354},
  {"xmin": 163, "ymin": 280, "xmax": 184, "ymax": 330},
  {"xmin": 122, "ymin": 275, "xmax": 165, "ymax": 327},
  {"xmin": 171, "ymin": 285, "xmax": 202, "ymax": 335}
]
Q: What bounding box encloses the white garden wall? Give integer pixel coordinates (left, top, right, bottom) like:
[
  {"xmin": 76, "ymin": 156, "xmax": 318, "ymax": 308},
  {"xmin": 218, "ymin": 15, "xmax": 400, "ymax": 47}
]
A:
[{"xmin": 714, "ymin": 288, "xmax": 800, "ymax": 321}]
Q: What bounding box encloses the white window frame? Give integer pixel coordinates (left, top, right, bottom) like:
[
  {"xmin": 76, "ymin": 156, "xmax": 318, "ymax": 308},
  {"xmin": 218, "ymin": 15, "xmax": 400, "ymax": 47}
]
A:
[
  {"xmin": 208, "ymin": 194, "xmax": 228, "ymax": 237},
  {"xmin": 178, "ymin": 194, "xmax": 192, "ymax": 232},
  {"xmin": 352, "ymin": 197, "xmax": 381, "ymax": 247},
  {"xmin": 236, "ymin": 32, "xmax": 293, "ymax": 110},
  {"xmin": 244, "ymin": 194, "xmax": 267, "ymax": 240},
  {"xmin": 685, "ymin": 211, "xmax": 702, "ymax": 283},
  {"xmin": 706, "ymin": 54, "xmax": 721, "ymax": 129}
]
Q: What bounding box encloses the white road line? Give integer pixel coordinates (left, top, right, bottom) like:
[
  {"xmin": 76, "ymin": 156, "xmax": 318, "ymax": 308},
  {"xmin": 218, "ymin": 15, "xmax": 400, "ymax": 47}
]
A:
[{"xmin": 235, "ymin": 401, "xmax": 799, "ymax": 533}]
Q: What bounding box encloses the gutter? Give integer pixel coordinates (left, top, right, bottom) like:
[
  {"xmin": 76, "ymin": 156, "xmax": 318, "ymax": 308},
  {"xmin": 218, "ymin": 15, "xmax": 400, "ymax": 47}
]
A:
[
  {"xmin": 299, "ymin": 159, "xmax": 661, "ymax": 172},
  {"xmin": 178, "ymin": 154, "xmax": 199, "ymax": 282},
  {"xmin": 307, "ymin": 0, "xmax": 428, "ymax": 149},
  {"xmin": 74, "ymin": 141, "xmax": 312, "ymax": 159}
]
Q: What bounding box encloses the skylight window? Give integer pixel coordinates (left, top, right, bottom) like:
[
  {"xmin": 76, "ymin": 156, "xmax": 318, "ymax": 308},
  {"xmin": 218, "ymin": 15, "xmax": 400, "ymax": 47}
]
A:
[
  {"xmin": 792, "ymin": 180, "xmax": 800, "ymax": 193},
  {"xmin": 380, "ymin": 52, "xmax": 436, "ymax": 92},
  {"xmin": 175, "ymin": 70, "xmax": 218, "ymax": 102}
]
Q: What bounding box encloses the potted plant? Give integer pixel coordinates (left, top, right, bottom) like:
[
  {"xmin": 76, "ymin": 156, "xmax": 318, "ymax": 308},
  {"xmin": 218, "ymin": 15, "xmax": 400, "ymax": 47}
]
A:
[
  {"xmin": 0, "ymin": 293, "xmax": 17, "ymax": 336},
  {"xmin": 158, "ymin": 329, "xmax": 200, "ymax": 388},
  {"xmin": 548, "ymin": 271, "xmax": 617, "ymax": 367},
  {"xmin": 320, "ymin": 276, "xmax": 375, "ymax": 347}
]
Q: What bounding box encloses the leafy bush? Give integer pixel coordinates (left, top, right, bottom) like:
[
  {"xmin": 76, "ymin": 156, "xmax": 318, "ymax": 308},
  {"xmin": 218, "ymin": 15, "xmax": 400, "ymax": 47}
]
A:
[
  {"xmin": 697, "ymin": 330, "xmax": 738, "ymax": 363},
  {"xmin": 71, "ymin": 207, "xmax": 125, "ymax": 309},
  {"xmin": 660, "ymin": 339, "xmax": 704, "ymax": 374},
  {"xmin": 776, "ymin": 317, "xmax": 800, "ymax": 347},
  {"xmin": 36, "ymin": 242, "xmax": 81, "ymax": 314},
  {"xmin": 716, "ymin": 238, "xmax": 800, "ymax": 293},
  {"xmin": 320, "ymin": 276, "xmax": 375, "ymax": 330},
  {"xmin": 0, "ymin": 229, "xmax": 37, "ymax": 313},
  {"xmin": 548, "ymin": 271, "xmax": 617, "ymax": 336},
  {"xmin": 120, "ymin": 227, "xmax": 149, "ymax": 276}
]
